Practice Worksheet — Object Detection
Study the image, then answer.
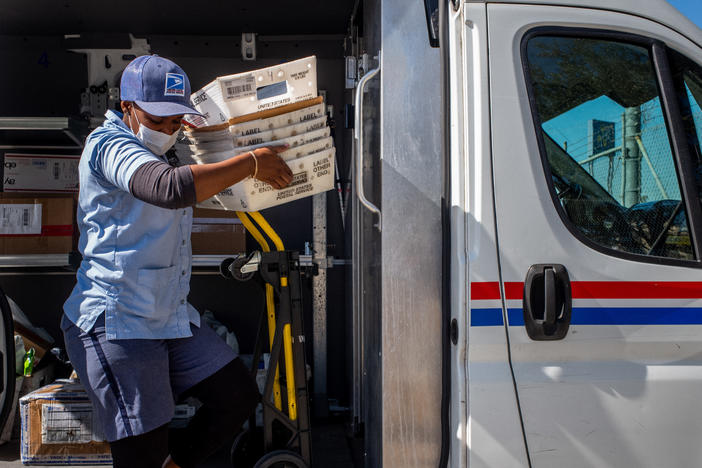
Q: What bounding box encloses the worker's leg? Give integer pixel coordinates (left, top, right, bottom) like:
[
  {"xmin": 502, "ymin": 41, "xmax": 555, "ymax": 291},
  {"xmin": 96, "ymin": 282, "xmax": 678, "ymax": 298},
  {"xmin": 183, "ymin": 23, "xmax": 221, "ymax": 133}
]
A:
[
  {"xmin": 61, "ymin": 313, "xmax": 175, "ymax": 467},
  {"xmin": 167, "ymin": 322, "xmax": 260, "ymax": 468},
  {"xmin": 170, "ymin": 358, "xmax": 260, "ymax": 467},
  {"xmin": 108, "ymin": 424, "xmax": 169, "ymax": 468}
]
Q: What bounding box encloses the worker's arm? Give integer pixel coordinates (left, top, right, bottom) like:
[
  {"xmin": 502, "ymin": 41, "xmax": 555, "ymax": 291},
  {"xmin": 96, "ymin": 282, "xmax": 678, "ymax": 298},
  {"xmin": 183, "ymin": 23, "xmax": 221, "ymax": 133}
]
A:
[
  {"xmin": 128, "ymin": 146, "xmax": 292, "ymax": 208},
  {"xmin": 190, "ymin": 146, "xmax": 292, "ymax": 203}
]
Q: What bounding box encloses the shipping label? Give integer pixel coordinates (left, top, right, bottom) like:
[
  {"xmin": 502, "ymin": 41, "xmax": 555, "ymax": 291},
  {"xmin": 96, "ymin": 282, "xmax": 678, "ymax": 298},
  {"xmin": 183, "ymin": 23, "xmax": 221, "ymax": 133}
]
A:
[
  {"xmin": 4, "ymin": 154, "xmax": 80, "ymax": 192},
  {"xmin": 222, "ymin": 75, "xmax": 257, "ymax": 101},
  {"xmin": 0, "ymin": 204, "xmax": 41, "ymax": 235},
  {"xmin": 41, "ymin": 403, "xmax": 104, "ymax": 444}
]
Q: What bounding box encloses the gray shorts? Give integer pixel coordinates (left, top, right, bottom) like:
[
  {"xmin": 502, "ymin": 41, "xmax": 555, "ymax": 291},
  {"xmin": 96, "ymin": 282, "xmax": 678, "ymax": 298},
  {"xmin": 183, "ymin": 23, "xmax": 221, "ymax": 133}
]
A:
[{"xmin": 61, "ymin": 313, "xmax": 237, "ymax": 442}]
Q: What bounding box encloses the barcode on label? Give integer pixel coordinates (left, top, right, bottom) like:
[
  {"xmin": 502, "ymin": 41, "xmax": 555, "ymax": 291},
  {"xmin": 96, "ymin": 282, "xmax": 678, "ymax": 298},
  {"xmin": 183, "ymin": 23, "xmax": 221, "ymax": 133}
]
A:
[
  {"xmin": 226, "ymin": 83, "xmax": 253, "ymax": 97},
  {"xmin": 53, "ymin": 162, "xmax": 60, "ymax": 180},
  {"xmin": 184, "ymin": 114, "xmax": 208, "ymax": 128},
  {"xmin": 222, "ymin": 76, "xmax": 257, "ymax": 101},
  {"xmin": 0, "ymin": 204, "xmax": 41, "ymax": 235}
]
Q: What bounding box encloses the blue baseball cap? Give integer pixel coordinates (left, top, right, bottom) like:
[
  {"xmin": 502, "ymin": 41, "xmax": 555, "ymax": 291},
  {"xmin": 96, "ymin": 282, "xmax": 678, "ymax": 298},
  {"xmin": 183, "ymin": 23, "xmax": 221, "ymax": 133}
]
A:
[{"xmin": 120, "ymin": 55, "xmax": 202, "ymax": 117}]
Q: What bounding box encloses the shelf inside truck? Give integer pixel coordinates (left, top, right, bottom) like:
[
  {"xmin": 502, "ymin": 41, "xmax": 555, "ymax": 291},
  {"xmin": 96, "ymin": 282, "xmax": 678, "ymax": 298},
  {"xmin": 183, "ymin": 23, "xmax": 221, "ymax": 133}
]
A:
[
  {"xmin": 0, "ymin": 117, "xmax": 88, "ymax": 149},
  {"xmin": 0, "ymin": 254, "xmax": 73, "ymax": 268},
  {"xmin": 0, "ymin": 254, "xmax": 245, "ymax": 269}
]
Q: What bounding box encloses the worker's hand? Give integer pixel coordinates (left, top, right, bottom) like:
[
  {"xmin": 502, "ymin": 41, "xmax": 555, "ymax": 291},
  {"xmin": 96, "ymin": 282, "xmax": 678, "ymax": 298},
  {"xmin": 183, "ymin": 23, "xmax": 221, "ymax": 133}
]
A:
[{"xmin": 251, "ymin": 146, "xmax": 293, "ymax": 189}]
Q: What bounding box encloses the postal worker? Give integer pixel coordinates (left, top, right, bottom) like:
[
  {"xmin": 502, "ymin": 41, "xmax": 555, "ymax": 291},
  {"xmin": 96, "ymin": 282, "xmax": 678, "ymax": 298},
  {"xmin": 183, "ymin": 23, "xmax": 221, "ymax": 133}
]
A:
[{"xmin": 62, "ymin": 55, "xmax": 292, "ymax": 468}]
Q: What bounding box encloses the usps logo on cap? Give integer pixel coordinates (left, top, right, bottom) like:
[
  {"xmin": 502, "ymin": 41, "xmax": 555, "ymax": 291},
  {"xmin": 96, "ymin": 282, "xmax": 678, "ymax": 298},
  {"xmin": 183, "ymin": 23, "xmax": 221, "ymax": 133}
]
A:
[{"xmin": 164, "ymin": 73, "xmax": 185, "ymax": 97}]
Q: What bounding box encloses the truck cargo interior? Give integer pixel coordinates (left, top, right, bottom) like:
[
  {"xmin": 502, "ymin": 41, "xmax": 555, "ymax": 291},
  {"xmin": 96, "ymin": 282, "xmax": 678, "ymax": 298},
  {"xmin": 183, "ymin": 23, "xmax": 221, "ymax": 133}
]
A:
[{"xmin": 0, "ymin": 0, "xmax": 441, "ymax": 466}]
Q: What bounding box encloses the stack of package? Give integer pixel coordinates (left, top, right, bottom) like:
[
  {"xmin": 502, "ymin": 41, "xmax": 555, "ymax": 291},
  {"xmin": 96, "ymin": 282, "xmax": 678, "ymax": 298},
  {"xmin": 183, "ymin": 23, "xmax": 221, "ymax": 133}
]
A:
[{"xmin": 177, "ymin": 56, "xmax": 335, "ymax": 212}]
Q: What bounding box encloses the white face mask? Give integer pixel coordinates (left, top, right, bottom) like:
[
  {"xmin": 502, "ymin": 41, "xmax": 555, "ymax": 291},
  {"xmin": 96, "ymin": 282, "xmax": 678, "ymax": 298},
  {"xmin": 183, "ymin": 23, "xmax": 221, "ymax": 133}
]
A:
[{"xmin": 129, "ymin": 111, "xmax": 179, "ymax": 155}]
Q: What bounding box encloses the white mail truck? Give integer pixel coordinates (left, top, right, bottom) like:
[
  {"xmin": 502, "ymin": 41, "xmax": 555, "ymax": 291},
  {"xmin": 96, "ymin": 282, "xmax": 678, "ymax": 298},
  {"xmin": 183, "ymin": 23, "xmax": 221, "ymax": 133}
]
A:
[{"xmin": 0, "ymin": 0, "xmax": 700, "ymax": 467}]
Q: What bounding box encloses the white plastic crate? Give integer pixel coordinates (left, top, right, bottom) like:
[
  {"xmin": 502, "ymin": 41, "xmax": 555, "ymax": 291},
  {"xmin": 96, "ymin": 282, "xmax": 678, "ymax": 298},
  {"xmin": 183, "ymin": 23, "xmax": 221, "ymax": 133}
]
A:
[
  {"xmin": 197, "ymin": 147, "xmax": 336, "ymax": 212},
  {"xmin": 183, "ymin": 125, "xmax": 331, "ymax": 158},
  {"xmin": 235, "ymin": 126, "xmax": 330, "ymax": 155},
  {"xmin": 228, "ymin": 103, "xmax": 325, "ymax": 137},
  {"xmin": 233, "ymin": 116, "xmax": 327, "ymax": 148},
  {"xmin": 184, "ymin": 80, "xmax": 229, "ymax": 127},
  {"xmin": 176, "ymin": 136, "xmax": 334, "ymax": 167},
  {"xmin": 217, "ymin": 56, "xmax": 318, "ymax": 117},
  {"xmin": 186, "ymin": 56, "xmax": 318, "ymax": 127},
  {"xmin": 278, "ymin": 136, "xmax": 334, "ymax": 161}
]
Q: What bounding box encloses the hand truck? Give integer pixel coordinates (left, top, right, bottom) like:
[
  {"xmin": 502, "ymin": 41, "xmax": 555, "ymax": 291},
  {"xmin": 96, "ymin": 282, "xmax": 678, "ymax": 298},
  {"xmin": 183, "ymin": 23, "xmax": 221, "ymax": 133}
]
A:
[{"xmin": 222, "ymin": 211, "xmax": 312, "ymax": 468}]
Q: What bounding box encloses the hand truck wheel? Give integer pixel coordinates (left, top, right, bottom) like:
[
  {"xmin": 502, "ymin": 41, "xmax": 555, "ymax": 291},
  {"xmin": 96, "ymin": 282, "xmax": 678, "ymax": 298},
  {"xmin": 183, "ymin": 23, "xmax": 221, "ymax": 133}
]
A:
[
  {"xmin": 230, "ymin": 426, "xmax": 264, "ymax": 468},
  {"xmin": 253, "ymin": 450, "xmax": 308, "ymax": 468},
  {"xmin": 220, "ymin": 255, "xmax": 256, "ymax": 281}
]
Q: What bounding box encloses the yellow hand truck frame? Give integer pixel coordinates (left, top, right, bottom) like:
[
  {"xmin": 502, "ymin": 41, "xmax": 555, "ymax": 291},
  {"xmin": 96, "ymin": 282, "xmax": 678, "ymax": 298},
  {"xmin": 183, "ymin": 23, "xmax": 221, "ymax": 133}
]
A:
[{"xmin": 223, "ymin": 211, "xmax": 312, "ymax": 468}]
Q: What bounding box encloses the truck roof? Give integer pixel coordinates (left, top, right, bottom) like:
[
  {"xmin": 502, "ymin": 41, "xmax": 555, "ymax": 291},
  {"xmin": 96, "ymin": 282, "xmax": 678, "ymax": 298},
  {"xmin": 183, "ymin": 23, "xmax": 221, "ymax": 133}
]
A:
[{"xmin": 478, "ymin": 0, "xmax": 702, "ymax": 49}]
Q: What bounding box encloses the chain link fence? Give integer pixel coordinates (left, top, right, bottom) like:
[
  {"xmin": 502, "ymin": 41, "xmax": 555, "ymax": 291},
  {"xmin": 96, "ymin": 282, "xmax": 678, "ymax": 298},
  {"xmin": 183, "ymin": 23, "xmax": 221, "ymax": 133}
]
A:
[{"xmin": 561, "ymin": 98, "xmax": 692, "ymax": 208}]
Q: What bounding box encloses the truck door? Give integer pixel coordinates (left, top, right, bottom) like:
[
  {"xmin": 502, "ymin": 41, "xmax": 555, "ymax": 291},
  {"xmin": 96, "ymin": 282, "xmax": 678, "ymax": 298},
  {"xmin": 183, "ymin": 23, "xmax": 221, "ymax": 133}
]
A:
[
  {"xmin": 487, "ymin": 4, "xmax": 702, "ymax": 467},
  {"xmin": 0, "ymin": 289, "xmax": 16, "ymax": 435}
]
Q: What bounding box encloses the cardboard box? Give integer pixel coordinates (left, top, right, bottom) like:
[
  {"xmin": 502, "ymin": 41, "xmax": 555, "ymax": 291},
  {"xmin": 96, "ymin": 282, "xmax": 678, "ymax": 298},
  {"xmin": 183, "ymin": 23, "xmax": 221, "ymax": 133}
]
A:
[
  {"xmin": 0, "ymin": 196, "xmax": 74, "ymax": 254},
  {"xmin": 9, "ymin": 363, "xmax": 57, "ymax": 443},
  {"xmin": 3, "ymin": 154, "xmax": 80, "ymax": 193},
  {"xmin": 20, "ymin": 379, "xmax": 112, "ymax": 465},
  {"xmin": 186, "ymin": 56, "xmax": 318, "ymax": 127},
  {"xmin": 15, "ymin": 326, "xmax": 54, "ymax": 363},
  {"xmin": 191, "ymin": 208, "xmax": 246, "ymax": 254}
]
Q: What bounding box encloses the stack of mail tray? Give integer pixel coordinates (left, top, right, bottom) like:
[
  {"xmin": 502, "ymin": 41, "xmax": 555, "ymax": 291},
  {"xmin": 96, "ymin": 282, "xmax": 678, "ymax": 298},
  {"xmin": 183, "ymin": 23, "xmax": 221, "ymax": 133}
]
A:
[{"xmin": 178, "ymin": 56, "xmax": 335, "ymax": 212}]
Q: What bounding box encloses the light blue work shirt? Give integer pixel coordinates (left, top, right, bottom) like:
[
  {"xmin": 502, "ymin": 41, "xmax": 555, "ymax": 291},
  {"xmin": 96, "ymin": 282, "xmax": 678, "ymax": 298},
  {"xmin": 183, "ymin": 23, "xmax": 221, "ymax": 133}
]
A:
[{"xmin": 64, "ymin": 110, "xmax": 200, "ymax": 340}]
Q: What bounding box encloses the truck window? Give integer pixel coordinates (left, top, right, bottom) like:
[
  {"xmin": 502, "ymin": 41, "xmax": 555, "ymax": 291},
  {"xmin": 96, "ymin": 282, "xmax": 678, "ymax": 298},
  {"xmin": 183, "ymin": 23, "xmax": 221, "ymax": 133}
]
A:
[
  {"xmin": 525, "ymin": 35, "xmax": 695, "ymax": 261},
  {"xmin": 670, "ymin": 50, "xmax": 702, "ymax": 197}
]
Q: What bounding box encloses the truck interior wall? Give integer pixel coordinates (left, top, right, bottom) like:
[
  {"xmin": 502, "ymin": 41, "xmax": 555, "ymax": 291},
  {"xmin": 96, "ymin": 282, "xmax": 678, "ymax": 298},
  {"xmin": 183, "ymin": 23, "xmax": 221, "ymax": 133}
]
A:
[
  {"xmin": 0, "ymin": 35, "xmax": 88, "ymax": 117},
  {"xmin": 0, "ymin": 2, "xmax": 355, "ymax": 37},
  {"xmin": 0, "ymin": 33, "xmax": 354, "ymax": 408}
]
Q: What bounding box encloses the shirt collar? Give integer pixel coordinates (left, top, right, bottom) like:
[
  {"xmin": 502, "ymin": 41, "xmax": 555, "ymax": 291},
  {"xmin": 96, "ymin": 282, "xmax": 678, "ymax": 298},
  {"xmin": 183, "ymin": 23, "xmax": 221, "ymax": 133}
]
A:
[
  {"xmin": 104, "ymin": 110, "xmax": 131, "ymax": 132},
  {"xmin": 103, "ymin": 110, "xmax": 172, "ymax": 162}
]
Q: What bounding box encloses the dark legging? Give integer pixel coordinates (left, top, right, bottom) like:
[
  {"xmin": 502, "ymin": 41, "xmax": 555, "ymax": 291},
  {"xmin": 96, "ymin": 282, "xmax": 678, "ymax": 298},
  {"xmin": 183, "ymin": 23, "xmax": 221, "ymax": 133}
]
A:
[{"xmin": 109, "ymin": 357, "xmax": 260, "ymax": 468}]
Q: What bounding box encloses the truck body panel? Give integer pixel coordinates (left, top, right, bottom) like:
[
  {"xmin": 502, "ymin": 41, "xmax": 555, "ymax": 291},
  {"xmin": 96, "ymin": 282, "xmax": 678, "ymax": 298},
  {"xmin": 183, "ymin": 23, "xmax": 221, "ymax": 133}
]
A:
[{"xmin": 484, "ymin": 3, "xmax": 702, "ymax": 467}]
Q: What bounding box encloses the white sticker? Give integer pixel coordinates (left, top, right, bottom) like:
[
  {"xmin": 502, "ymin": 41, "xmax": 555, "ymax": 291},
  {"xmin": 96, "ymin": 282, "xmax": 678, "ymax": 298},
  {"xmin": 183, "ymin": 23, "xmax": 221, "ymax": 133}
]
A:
[
  {"xmin": 0, "ymin": 204, "xmax": 41, "ymax": 235},
  {"xmin": 41, "ymin": 403, "xmax": 101, "ymax": 444},
  {"xmin": 221, "ymin": 75, "xmax": 256, "ymax": 101},
  {"xmin": 3, "ymin": 154, "xmax": 80, "ymax": 192}
]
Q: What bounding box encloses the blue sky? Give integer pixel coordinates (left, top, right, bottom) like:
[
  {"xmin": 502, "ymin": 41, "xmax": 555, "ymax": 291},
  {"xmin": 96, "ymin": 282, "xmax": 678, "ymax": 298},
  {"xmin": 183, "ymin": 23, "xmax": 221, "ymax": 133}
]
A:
[{"xmin": 667, "ymin": 0, "xmax": 702, "ymax": 28}]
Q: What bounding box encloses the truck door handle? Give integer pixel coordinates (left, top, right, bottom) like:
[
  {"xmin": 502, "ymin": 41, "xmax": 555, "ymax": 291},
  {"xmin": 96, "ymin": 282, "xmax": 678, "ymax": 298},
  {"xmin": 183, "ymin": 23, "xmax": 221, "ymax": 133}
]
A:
[
  {"xmin": 523, "ymin": 264, "xmax": 572, "ymax": 341},
  {"xmin": 544, "ymin": 267, "xmax": 557, "ymax": 328},
  {"xmin": 353, "ymin": 52, "xmax": 382, "ymax": 231}
]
